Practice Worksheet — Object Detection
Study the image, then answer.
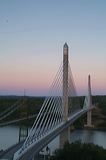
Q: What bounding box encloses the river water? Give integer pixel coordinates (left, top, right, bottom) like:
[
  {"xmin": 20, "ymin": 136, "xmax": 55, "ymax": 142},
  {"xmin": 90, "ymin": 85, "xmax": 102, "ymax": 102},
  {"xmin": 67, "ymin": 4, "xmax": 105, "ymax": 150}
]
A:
[{"xmin": 0, "ymin": 125, "xmax": 106, "ymax": 152}]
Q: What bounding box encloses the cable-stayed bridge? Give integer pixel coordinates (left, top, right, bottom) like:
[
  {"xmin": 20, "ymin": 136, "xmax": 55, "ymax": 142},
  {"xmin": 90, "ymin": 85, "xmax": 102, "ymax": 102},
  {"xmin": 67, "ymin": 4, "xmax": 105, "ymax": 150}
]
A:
[
  {"xmin": 0, "ymin": 43, "xmax": 95, "ymax": 160},
  {"xmin": 0, "ymin": 97, "xmax": 36, "ymax": 127},
  {"xmin": 0, "ymin": 98, "xmax": 23, "ymax": 121},
  {"xmin": 0, "ymin": 114, "xmax": 37, "ymax": 127}
]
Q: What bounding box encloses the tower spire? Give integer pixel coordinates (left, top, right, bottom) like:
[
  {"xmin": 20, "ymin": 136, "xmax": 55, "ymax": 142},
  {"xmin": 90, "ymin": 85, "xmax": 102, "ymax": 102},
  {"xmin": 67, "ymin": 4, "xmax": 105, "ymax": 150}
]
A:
[
  {"xmin": 88, "ymin": 75, "xmax": 92, "ymax": 107},
  {"xmin": 63, "ymin": 43, "xmax": 68, "ymax": 122},
  {"xmin": 85, "ymin": 74, "xmax": 94, "ymax": 128}
]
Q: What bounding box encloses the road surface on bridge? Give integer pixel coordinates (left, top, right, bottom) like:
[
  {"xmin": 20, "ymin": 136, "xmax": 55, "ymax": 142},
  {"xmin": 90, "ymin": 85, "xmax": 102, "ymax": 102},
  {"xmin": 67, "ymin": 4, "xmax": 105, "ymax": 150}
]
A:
[
  {"xmin": 0, "ymin": 141, "xmax": 24, "ymax": 160},
  {"xmin": 14, "ymin": 107, "xmax": 94, "ymax": 160}
]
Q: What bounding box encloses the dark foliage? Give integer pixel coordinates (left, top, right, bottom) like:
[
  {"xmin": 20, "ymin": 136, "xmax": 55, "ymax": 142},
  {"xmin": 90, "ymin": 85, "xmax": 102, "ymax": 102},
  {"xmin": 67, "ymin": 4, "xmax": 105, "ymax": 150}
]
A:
[
  {"xmin": 51, "ymin": 141, "xmax": 106, "ymax": 160},
  {"xmin": 0, "ymin": 96, "xmax": 45, "ymax": 123}
]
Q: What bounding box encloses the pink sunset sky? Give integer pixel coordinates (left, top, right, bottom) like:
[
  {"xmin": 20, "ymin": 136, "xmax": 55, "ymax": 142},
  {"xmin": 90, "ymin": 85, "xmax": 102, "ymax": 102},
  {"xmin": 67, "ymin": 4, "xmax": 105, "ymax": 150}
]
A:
[{"xmin": 0, "ymin": 0, "xmax": 106, "ymax": 96}]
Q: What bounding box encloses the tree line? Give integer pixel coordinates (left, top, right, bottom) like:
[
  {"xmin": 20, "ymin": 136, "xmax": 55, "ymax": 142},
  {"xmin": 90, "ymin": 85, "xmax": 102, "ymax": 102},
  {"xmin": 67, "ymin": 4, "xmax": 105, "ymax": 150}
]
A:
[{"xmin": 50, "ymin": 141, "xmax": 106, "ymax": 160}]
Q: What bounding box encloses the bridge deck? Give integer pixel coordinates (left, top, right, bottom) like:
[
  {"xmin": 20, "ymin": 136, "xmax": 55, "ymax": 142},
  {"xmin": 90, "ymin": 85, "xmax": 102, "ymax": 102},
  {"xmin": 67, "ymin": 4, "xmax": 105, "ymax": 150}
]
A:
[
  {"xmin": 0, "ymin": 141, "xmax": 24, "ymax": 160},
  {"xmin": 0, "ymin": 107, "xmax": 94, "ymax": 160}
]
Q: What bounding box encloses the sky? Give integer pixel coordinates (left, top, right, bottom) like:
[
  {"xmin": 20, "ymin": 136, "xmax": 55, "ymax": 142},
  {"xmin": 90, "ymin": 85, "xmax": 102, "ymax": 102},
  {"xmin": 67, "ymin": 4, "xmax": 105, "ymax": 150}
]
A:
[{"xmin": 0, "ymin": 0, "xmax": 106, "ymax": 96}]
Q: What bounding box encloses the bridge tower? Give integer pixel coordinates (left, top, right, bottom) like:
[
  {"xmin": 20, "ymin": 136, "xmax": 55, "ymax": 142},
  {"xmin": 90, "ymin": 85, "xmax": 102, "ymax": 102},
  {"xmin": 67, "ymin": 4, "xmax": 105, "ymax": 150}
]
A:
[
  {"xmin": 86, "ymin": 75, "xmax": 93, "ymax": 127},
  {"xmin": 63, "ymin": 42, "xmax": 68, "ymax": 122},
  {"xmin": 59, "ymin": 43, "xmax": 70, "ymax": 148},
  {"xmin": 19, "ymin": 95, "xmax": 29, "ymax": 142}
]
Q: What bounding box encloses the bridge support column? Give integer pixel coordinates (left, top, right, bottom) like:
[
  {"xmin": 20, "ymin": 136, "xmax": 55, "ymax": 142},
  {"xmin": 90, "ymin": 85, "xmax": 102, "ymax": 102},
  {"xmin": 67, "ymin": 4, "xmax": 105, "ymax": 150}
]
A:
[
  {"xmin": 59, "ymin": 127, "xmax": 70, "ymax": 148},
  {"xmin": 60, "ymin": 43, "xmax": 69, "ymax": 148},
  {"xmin": 85, "ymin": 75, "xmax": 94, "ymax": 128},
  {"xmin": 87, "ymin": 110, "xmax": 92, "ymax": 126},
  {"xmin": 19, "ymin": 96, "xmax": 28, "ymax": 142}
]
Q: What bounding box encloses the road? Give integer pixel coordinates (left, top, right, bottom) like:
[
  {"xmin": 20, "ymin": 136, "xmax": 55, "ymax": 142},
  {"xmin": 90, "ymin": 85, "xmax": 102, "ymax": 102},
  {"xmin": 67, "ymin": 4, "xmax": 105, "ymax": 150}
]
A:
[
  {"xmin": 1, "ymin": 107, "xmax": 94, "ymax": 160},
  {"xmin": 0, "ymin": 141, "xmax": 24, "ymax": 160}
]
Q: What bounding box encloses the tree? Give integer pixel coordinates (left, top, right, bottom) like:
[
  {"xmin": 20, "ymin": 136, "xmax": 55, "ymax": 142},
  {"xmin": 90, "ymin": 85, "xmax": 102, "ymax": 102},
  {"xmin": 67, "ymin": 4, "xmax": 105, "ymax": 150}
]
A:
[{"xmin": 51, "ymin": 141, "xmax": 106, "ymax": 160}]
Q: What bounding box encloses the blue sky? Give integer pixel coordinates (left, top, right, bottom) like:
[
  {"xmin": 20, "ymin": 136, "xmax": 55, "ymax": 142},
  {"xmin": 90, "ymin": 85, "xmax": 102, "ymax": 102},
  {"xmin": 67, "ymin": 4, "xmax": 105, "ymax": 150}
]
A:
[{"xmin": 0, "ymin": 0, "xmax": 106, "ymax": 96}]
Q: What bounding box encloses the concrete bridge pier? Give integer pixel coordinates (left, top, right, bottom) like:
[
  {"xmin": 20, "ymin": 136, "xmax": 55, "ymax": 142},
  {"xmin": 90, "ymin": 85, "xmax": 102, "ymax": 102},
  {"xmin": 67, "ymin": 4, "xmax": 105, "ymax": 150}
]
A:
[
  {"xmin": 85, "ymin": 75, "xmax": 94, "ymax": 128},
  {"xmin": 19, "ymin": 96, "xmax": 28, "ymax": 142},
  {"xmin": 59, "ymin": 127, "xmax": 70, "ymax": 149},
  {"xmin": 59, "ymin": 43, "xmax": 70, "ymax": 148},
  {"xmin": 87, "ymin": 110, "xmax": 92, "ymax": 127}
]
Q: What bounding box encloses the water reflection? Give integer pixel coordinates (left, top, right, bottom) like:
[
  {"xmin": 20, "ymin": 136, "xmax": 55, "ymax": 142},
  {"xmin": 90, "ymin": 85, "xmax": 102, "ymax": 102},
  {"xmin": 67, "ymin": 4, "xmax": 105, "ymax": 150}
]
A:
[
  {"xmin": 0, "ymin": 126, "xmax": 106, "ymax": 151},
  {"xmin": 0, "ymin": 125, "xmax": 19, "ymax": 150},
  {"xmin": 70, "ymin": 129, "xmax": 106, "ymax": 149}
]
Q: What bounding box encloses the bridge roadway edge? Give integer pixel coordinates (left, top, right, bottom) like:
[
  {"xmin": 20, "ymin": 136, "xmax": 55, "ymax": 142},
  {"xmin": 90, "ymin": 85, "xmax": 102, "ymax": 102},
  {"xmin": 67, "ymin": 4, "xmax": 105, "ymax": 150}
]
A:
[
  {"xmin": 0, "ymin": 107, "xmax": 94, "ymax": 160},
  {"xmin": 14, "ymin": 107, "xmax": 94, "ymax": 160},
  {"xmin": 0, "ymin": 141, "xmax": 24, "ymax": 159}
]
